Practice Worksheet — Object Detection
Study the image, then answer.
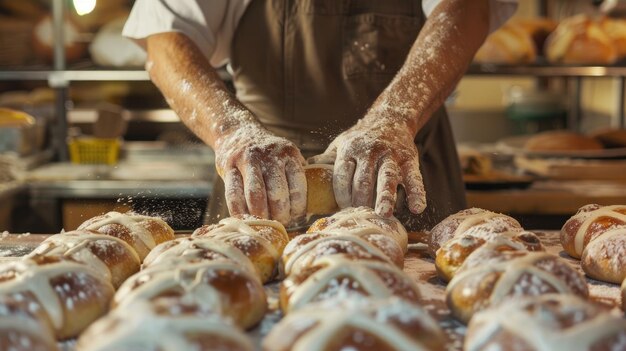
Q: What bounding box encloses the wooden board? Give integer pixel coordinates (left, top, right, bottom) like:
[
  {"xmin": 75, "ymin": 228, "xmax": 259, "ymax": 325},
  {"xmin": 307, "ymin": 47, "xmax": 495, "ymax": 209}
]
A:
[{"xmin": 0, "ymin": 231, "xmax": 620, "ymax": 351}]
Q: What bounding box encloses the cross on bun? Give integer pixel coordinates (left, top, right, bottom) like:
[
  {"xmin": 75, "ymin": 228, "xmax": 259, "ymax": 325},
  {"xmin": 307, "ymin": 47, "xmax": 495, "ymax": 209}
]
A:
[
  {"xmin": 281, "ymin": 232, "xmax": 396, "ymax": 277},
  {"xmin": 428, "ymin": 208, "xmax": 523, "ymax": 258},
  {"xmin": 264, "ymin": 298, "xmax": 445, "ymax": 351},
  {"xmin": 307, "ymin": 207, "xmax": 408, "ymax": 261},
  {"xmin": 113, "ymin": 260, "xmax": 267, "ymax": 329},
  {"xmin": 0, "ymin": 296, "xmax": 59, "ymax": 351},
  {"xmin": 446, "ymin": 242, "xmax": 588, "ymax": 324},
  {"xmin": 561, "ymin": 204, "xmax": 626, "ymax": 283},
  {"xmin": 280, "ymin": 256, "xmax": 421, "ymax": 313},
  {"xmin": 465, "ymin": 294, "xmax": 626, "ymax": 351},
  {"xmin": 28, "ymin": 230, "xmax": 141, "ymax": 288},
  {"xmin": 435, "ymin": 231, "xmax": 544, "ymax": 282},
  {"xmin": 192, "ymin": 215, "xmax": 289, "ymax": 283},
  {"xmin": 77, "ymin": 300, "xmax": 254, "ymax": 351},
  {"xmin": 0, "ymin": 256, "xmax": 114, "ymax": 339},
  {"xmin": 77, "ymin": 211, "xmax": 175, "ymax": 261},
  {"xmin": 143, "ymin": 237, "xmax": 257, "ymax": 276}
]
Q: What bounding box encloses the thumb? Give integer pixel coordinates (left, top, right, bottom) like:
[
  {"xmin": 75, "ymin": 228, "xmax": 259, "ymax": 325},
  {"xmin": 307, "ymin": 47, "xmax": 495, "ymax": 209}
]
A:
[{"xmin": 307, "ymin": 145, "xmax": 337, "ymax": 165}]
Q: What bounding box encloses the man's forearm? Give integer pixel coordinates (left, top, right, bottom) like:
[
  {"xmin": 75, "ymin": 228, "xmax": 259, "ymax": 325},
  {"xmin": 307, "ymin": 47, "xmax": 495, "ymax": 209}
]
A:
[
  {"xmin": 368, "ymin": 0, "xmax": 490, "ymax": 135},
  {"xmin": 146, "ymin": 32, "xmax": 261, "ymax": 149}
]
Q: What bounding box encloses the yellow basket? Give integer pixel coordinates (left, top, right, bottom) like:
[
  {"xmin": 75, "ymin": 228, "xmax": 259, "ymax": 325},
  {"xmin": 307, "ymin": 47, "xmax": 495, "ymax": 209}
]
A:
[{"xmin": 68, "ymin": 138, "xmax": 120, "ymax": 165}]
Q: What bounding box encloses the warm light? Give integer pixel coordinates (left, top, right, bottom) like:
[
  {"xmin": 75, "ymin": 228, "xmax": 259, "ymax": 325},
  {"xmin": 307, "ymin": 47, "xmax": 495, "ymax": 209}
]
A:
[{"xmin": 73, "ymin": 0, "xmax": 96, "ymax": 16}]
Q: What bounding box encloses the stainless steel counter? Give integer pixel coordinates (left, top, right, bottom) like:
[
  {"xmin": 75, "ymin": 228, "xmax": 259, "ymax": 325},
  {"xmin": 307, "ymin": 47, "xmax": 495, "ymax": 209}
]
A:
[
  {"xmin": 23, "ymin": 161, "xmax": 214, "ymax": 232},
  {"xmin": 29, "ymin": 179, "xmax": 211, "ymax": 198}
]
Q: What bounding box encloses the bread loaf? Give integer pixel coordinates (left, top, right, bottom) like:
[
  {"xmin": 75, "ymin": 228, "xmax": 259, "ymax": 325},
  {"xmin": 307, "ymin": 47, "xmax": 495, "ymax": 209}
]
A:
[
  {"xmin": 590, "ymin": 128, "xmax": 626, "ymax": 148},
  {"xmin": 474, "ymin": 22, "xmax": 537, "ymax": 64},
  {"xmin": 524, "ymin": 131, "xmax": 604, "ymax": 152},
  {"xmin": 304, "ymin": 164, "xmax": 339, "ymax": 216},
  {"xmin": 514, "ymin": 17, "xmax": 558, "ymax": 56},
  {"xmin": 545, "ymin": 15, "xmax": 618, "ymax": 64},
  {"xmin": 600, "ymin": 16, "xmax": 626, "ymax": 59}
]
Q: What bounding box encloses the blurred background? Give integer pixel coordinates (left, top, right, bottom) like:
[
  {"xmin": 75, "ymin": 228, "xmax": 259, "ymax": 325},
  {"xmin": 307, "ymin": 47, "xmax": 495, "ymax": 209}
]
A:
[{"xmin": 2, "ymin": 0, "xmax": 626, "ymax": 233}]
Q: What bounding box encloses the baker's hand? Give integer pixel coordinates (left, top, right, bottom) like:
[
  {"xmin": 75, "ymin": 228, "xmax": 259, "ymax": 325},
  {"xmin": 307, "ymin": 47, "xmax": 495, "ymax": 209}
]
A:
[
  {"xmin": 309, "ymin": 119, "xmax": 426, "ymax": 217},
  {"xmin": 215, "ymin": 124, "xmax": 307, "ymax": 226}
]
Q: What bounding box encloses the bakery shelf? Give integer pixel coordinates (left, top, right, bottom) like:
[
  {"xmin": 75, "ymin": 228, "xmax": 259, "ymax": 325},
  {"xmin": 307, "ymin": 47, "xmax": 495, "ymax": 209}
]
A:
[
  {"xmin": 0, "ymin": 70, "xmax": 51, "ymax": 81},
  {"xmin": 0, "ymin": 69, "xmax": 148, "ymax": 84},
  {"xmin": 467, "ymin": 63, "xmax": 626, "ymax": 129},
  {"xmin": 2, "ymin": 65, "xmax": 624, "ymax": 82},
  {"xmin": 467, "ymin": 64, "xmax": 626, "ymax": 77},
  {"xmin": 0, "ymin": 68, "xmax": 231, "ymax": 84}
]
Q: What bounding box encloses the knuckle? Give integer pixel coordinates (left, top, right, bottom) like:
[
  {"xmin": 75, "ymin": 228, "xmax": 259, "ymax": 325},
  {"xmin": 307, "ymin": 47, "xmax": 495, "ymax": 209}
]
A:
[{"xmin": 243, "ymin": 146, "xmax": 264, "ymax": 161}]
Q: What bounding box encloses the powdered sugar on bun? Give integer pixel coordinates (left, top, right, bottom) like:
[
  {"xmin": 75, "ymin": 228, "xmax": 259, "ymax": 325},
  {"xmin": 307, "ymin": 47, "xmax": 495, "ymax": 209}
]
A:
[
  {"xmin": 192, "ymin": 215, "xmax": 289, "ymax": 283},
  {"xmin": 466, "ymin": 294, "xmax": 626, "ymax": 351},
  {"xmin": 561, "ymin": 204, "xmax": 626, "ymax": 284},
  {"xmin": 308, "ymin": 207, "xmax": 408, "ymax": 253},
  {"xmin": 77, "ymin": 300, "xmax": 254, "ymax": 351},
  {"xmin": 114, "ymin": 260, "xmax": 267, "ymax": 329},
  {"xmin": 77, "ymin": 211, "xmax": 175, "ymax": 260},
  {"xmin": 0, "ymin": 296, "xmax": 59, "ymax": 351},
  {"xmin": 264, "ymin": 298, "xmax": 445, "ymax": 351},
  {"xmin": 429, "ymin": 208, "xmax": 523, "ymax": 257},
  {"xmin": 435, "ymin": 230, "xmax": 544, "ymax": 282},
  {"xmin": 29, "ymin": 230, "xmax": 141, "ymax": 288},
  {"xmin": 281, "ymin": 233, "xmax": 393, "ymax": 276},
  {"xmin": 0, "ymin": 257, "xmax": 114, "ymax": 339},
  {"xmin": 281, "ymin": 256, "xmax": 421, "ymax": 313},
  {"xmin": 447, "ymin": 246, "xmax": 588, "ymax": 324},
  {"xmin": 143, "ymin": 237, "xmax": 257, "ymax": 276}
]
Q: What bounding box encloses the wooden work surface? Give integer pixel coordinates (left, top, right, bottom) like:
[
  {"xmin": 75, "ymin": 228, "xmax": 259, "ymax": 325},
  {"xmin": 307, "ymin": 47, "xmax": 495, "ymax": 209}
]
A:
[{"xmin": 0, "ymin": 231, "xmax": 621, "ymax": 351}]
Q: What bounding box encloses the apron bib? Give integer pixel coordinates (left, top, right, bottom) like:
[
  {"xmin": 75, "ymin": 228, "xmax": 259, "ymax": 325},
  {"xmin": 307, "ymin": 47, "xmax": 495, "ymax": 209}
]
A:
[{"xmin": 206, "ymin": 0, "xmax": 466, "ymax": 231}]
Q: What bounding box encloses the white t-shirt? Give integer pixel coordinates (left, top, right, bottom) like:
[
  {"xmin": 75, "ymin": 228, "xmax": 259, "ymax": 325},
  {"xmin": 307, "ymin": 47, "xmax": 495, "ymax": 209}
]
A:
[{"xmin": 123, "ymin": 0, "xmax": 518, "ymax": 68}]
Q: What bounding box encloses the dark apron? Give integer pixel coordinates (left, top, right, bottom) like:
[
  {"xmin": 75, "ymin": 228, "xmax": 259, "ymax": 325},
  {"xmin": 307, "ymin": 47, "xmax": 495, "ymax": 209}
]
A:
[{"xmin": 206, "ymin": 0, "xmax": 466, "ymax": 231}]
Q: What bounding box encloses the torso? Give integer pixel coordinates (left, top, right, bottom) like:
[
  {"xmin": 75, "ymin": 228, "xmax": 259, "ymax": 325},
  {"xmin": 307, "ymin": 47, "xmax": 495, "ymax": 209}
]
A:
[{"xmin": 231, "ymin": 0, "xmax": 425, "ymax": 152}]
